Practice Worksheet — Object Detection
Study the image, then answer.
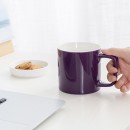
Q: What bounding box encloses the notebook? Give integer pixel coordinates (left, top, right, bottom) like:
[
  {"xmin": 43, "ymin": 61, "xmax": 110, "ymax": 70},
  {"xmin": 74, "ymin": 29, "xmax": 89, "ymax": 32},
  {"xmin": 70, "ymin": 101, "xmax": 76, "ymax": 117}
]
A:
[{"xmin": 0, "ymin": 90, "xmax": 65, "ymax": 130}]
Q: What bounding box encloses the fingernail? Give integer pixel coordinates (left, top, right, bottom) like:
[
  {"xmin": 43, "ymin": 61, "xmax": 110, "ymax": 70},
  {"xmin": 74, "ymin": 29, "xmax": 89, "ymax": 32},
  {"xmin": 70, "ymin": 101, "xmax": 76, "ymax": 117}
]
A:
[{"xmin": 121, "ymin": 86, "xmax": 128, "ymax": 93}]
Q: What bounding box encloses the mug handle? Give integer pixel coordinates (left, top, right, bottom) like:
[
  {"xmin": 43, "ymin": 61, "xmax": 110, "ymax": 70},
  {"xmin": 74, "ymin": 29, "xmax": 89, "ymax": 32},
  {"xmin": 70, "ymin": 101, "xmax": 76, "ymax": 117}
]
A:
[{"xmin": 97, "ymin": 54, "xmax": 119, "ymax": 87}]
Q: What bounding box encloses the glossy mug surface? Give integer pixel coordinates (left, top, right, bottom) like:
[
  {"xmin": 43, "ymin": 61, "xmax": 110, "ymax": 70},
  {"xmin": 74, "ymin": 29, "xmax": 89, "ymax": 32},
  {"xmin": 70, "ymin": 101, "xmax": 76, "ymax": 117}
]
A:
[{"xmin": 58, "ymin": 42, "xmax": 118, "ymax": 94}]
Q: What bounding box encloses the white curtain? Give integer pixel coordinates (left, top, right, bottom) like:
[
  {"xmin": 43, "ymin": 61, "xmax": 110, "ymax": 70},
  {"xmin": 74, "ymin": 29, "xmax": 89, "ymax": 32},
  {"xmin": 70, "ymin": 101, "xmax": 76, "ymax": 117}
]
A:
[{"xmin": 4, "ymin": 0, "xmax": 130, "ymax": 52}]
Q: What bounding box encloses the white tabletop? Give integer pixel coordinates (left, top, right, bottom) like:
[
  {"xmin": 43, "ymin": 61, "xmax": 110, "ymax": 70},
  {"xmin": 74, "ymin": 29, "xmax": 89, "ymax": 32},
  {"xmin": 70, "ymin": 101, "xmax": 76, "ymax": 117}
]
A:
[{"xmin": 0, "ymin": 51, "xmax": 130, "ymax": 130}]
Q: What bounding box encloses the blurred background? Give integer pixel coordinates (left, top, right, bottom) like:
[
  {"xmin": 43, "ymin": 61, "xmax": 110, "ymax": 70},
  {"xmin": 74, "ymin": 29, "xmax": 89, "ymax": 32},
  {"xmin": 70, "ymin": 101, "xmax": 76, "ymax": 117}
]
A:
[{"xmin": 3, "ymin": 0, "xmax": 130, "ymax": 52}]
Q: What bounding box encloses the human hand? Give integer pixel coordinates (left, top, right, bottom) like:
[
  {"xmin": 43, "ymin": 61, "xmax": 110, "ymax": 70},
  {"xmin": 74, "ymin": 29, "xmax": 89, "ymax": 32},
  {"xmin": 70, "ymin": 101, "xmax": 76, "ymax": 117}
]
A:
[{"xmin": 102, "ymin": 48, "xmax": 130, "ymax": 93}]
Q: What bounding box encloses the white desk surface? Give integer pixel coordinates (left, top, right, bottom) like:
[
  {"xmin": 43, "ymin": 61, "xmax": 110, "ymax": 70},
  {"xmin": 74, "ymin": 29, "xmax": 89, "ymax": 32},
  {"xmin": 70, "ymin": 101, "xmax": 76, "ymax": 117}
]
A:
[{"xmin": 0, "ymin": 51, "xmax": 130, "ymax": 130}]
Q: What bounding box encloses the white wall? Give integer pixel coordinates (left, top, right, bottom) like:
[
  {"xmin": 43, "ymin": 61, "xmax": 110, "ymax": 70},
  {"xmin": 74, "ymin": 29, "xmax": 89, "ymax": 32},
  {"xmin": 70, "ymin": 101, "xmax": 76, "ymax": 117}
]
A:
[{"xmin": 4, "ymin": 0, "xmax": 130, "ymax": 52}]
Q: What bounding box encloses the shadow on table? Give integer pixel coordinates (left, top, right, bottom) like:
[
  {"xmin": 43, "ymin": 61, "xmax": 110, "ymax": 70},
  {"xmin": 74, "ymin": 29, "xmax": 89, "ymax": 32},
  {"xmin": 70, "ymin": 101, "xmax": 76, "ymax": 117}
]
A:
[{"xmin": 58, "ymin": 90, "xmax": 130, "ymax": 103}]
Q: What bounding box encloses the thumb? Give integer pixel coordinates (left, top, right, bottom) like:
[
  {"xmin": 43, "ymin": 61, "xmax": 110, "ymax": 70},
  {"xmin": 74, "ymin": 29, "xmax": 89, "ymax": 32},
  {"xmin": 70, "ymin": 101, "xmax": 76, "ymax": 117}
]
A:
[{"xmin": 101, "ymin": 48, "xmax": 124, "ymax": 58}]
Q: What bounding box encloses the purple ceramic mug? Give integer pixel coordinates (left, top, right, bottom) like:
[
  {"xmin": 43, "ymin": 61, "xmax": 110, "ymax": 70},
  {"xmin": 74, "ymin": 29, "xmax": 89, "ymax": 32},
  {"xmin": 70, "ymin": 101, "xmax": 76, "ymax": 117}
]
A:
[{"xmin": 58, "ymin": 42, "xmax": 118, "ymax": 94}]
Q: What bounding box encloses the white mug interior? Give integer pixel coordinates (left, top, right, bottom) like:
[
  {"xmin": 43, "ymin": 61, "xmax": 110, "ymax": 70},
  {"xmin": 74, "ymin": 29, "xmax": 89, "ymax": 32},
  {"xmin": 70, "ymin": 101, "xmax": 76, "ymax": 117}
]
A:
[{"xmin": 58, "ymin": 42, "xmax": 100, "ymax": 52}]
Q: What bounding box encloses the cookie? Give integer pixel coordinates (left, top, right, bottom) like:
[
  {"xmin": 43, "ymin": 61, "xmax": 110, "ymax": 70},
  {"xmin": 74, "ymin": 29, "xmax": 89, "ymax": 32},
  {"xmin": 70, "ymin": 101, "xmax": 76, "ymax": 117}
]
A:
[
  {"xmin": 29, "ymin": 65, "xmax": 43, "ymax": 70},
  {"xmin": 15, "ymin": 61, "xmax": 32, "ymax": 70}
]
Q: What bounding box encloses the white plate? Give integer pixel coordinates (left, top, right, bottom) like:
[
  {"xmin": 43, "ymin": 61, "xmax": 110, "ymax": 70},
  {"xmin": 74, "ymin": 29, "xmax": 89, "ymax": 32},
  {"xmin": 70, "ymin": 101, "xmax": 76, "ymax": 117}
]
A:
[{"xmin": 10, "ymin": 60, "xmax": 48, "ymax": 78}]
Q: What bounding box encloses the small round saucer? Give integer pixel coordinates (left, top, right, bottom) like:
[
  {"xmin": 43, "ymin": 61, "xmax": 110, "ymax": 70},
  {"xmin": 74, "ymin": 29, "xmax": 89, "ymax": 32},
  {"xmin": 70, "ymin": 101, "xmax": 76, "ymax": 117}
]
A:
[{"xmin": 10, "ymin": 60, "xmax": 48, "ymax": 78}]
